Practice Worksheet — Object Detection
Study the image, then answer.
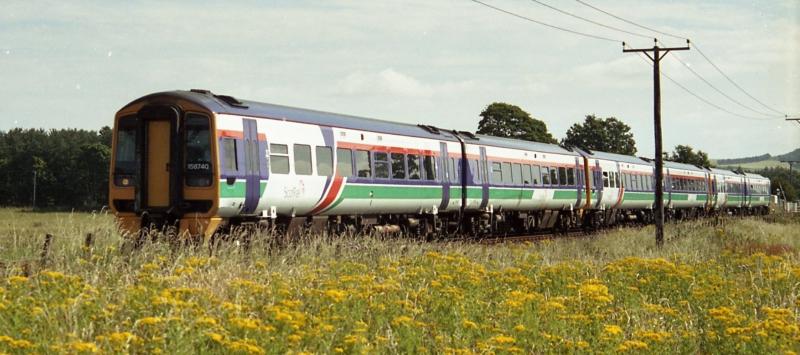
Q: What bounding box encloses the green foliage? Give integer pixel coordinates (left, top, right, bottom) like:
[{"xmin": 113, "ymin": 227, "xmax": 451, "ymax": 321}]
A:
[
  {"xmin": 667, "ymin": 145, "xmax": 713, "ymax": 169},
  {"xmin": 561, "ymin": 115, "xmax": 637, "ymax": 155},
  {"xmin": 476, "ymin": 103, "xmax": 557, "ymax": 144},
  {"xmin": 0, "ymin": 128, "xmax": 111, "ymax": 209},
  {"xmin": 759, "ymin": 167, "xmax": 800, "ymax": 201}
]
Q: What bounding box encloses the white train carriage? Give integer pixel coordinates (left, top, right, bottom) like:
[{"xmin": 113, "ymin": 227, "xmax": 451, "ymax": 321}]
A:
[
  {"xmin": 744, "ymin": 173, "xmax": 771, "ymax": 210},
  {"xmin": 709, "ymin": 168, "xmax": 746, "ymax": 210},
  {"xmin": 109, "ymin": 90, "xmax": 773, "ymax": 239},
  {"xmin": 663, "ymin": 161, "xmax": 709, "ymax": 210},
  {"xmin": 470, "ymin": 136, "xmax": 584, "ymax": 212}
]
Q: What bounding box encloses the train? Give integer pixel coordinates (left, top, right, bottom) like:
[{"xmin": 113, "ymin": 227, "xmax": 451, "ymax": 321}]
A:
[{"xmin": 109, "ymin": 90, "xmax": 771, "ymax": 240}]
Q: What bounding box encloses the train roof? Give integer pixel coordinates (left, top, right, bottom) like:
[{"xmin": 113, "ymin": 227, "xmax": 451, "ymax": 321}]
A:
[
  {"xmin": 576, "ymin": 149, "xmax": 652, "ymax": 166},
  {"xmin": 123, "ymin": 90, "xmax": 585, "ymax": 155},
  {"xmin": 709, "ymin": 167, "xmax": 744, "ymax": 177},
  {"xmin": 664, "ymin": 160, "xmax": 709, "ymax": 172},
  {"xmin": 473, "ymin": 134, "xmax": 580, "ymax": 156},
  {"xmin": 123, "ymin": 90, "xmax": 461, "ymax": 142},
  {"xmin": 744, "ymin": 172, "xmax": 769, "ymax": 180}
]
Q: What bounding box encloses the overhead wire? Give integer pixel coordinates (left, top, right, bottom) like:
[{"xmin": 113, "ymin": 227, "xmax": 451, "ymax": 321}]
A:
[
  {"xmin": 527, "ymin": 0, "xmax": 652, "ymax": 40},
  {"xmin": 469, "ymin": 0, "xmax": 792, "ymax": 120},
  {"xmin": 692, "ymin": 43, "xmax": 787, "ymax": 116},
  {"xmin": 469, "ymin": 0, "xmax": 622, "ymax": 43},
  {"xmin": 572, "ymin": 0, "xmax": 790, "ymax": 117},
  {"xmin": 573, "ymin": 0, "xmax": 687, "ymax": 41},
  {"xmin": 668, "ymin": 50, "xmax": 780, "ymax": 118},
  {"xmin": 624, "ymin": 44, "xmax": 781, "ymax": 121}
]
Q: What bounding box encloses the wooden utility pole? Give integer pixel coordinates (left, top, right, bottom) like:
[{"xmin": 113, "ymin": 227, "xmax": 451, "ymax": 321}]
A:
[{"xmin": 624, "ymin": 39, "xmax": 690, "ymax": 247}]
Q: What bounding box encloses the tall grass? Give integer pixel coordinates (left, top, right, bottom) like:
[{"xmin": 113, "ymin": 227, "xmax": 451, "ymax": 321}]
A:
[{"xmin": 0, "ymin": 209, "xmax": 798, "ymax": 354}]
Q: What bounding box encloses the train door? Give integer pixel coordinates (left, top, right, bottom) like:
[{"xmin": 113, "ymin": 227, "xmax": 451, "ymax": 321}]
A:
[
  {"xmin": 137, "ymin": 105, "xmax": 180, "ymax": 213},
  {"xmin": 439, "ymin": 142, "xmax": 450, "ymax": 211},
  {"xmin": 479, "ymin": 147, "xmax": 489, "ymax": 210},
  {"xmin": 574, "ymin": 157, "xmax": 583, "ymax": 208},
  {"xmin": 146, "ymin": 120, "xmax": 171, "ymax": 208},
  {"xmin": 241, "ymin": 119, "xmax": 261, "ymax": 214},
  {"xmin": 593, "ymin": 160, "xmax": 603, "ymax": 209}
]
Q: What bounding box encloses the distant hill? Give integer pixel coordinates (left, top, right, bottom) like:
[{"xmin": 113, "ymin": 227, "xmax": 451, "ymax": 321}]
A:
[
  {"xmin": 776, "ymin": 148, "xmax": 800, "ymax": 161},
  {"xmin": 717, "ymin": 154, "xmax": 772, "ymax": 165},
  {"xmin": 713, "ymin": 148, "xmax": 799, "ymax": 172}
]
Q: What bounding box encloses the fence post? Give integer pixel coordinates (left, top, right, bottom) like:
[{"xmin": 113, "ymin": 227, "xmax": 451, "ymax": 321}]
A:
[{"xmin": 39, "ymin": 234, "xmax": 53, "ymax": 267}]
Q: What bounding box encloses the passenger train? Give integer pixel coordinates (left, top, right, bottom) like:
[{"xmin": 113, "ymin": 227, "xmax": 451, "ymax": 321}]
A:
[{"xmin": 109, "ymin": 90, "xmax": 771, "ymax": 239}]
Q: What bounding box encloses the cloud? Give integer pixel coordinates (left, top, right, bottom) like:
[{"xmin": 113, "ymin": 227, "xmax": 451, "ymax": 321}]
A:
[{"xmin": 336, "ymin": 68, "xmax": 476, "ymax": 98}]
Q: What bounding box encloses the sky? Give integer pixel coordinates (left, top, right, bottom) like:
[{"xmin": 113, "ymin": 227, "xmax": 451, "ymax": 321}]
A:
[{"xmin": 1, "ymin": 0, "xmax": 798, "ymax": 158}]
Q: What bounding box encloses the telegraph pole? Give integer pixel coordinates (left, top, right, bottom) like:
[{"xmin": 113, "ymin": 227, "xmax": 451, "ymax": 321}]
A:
[
  {"xmin": 32, "ymin": 170, "xmax": 37, "ymax": 210},
  {"xmin": 624, "ymin": 39, "xmax": 690, "ymax": 247}
]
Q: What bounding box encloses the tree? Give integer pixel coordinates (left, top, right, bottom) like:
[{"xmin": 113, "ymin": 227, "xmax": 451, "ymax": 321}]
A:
[
  {"xmin": 476, "ymin": 103, "xmax": 557, "ymax": 144},
  {"xmin": 561, "ymin": 115, "xmax": 637, "ymax": 155},
  {"xmin": 759, "ymin": 167, "xmax": 800, "ymax": 201},
  {"xmin": 667, "ymin": 145, "xmax": 713, "ymax": 168}
]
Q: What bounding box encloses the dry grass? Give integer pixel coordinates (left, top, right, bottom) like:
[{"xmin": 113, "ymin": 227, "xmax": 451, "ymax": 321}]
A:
[{"xmin": 0, "ymin": 209, "xmax": 799, "ymax": 354}]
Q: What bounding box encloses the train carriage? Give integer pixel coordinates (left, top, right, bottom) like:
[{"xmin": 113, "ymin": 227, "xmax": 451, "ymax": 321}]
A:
[
  {"xmin": 744, "ymin": 173, "xmax": 770, "ymax": 210},
  {"xmin": 663, "ymin": 161, "xmax": 709, "ymax": 212},
  {"xmin": 110, "ymin": 90, "xmax": 772, "ymax": 239}
]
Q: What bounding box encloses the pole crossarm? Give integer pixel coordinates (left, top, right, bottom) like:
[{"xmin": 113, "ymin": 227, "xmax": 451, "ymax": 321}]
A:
[{"xmin": 623, "ymin": 39, "xmax": 689, "ymax": 248}]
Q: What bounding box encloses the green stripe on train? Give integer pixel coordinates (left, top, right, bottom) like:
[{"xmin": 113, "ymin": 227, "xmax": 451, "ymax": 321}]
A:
[
  {"xmin": 219, "ymin": 180, "xmax": 267, "ymax": 198},
  {"xmin": 553, "ymin": 190, "xmax": 578, "ymax": 200}
]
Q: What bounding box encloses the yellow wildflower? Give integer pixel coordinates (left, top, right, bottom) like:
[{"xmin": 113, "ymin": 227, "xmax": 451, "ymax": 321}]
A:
[
  {"xmin": 462, "ymin": 320, "xmax": 479, "ymax": 329},
  {"xmin": 490, "ymin": 334, "xmax": 515, "ymax": 344},
  {"xmin": 136, "ymin": 316, "xmax": 163, "ymax": 326},
  {"xmin": 604, "ymin": 325, "xmax": 623, "ymax": 336},
  {"xmin": 392, "ymin": 316, "xmax": 413, "ymax": 327},
  {"xmin": 67, "ymin": 340, "xmax": 99, "ymax": 353},
  {"xmin": 324, "ymin": 289, "xmax": 347, "ymax": 303},
  {"xmin": 618, "ymin": 340, "xmax": 648, "ymax": 351},
  {"xmin": 0, "ymin": 335, "xmax": 33, "ymax": 349}
]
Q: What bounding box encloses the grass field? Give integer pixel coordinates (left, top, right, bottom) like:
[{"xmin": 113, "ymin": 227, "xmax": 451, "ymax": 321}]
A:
[{"xmin": 1, "ymin": 209, "xmax": 799, "ymax": 354}]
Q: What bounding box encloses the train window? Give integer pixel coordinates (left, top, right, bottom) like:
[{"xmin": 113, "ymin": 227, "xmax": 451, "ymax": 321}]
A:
[
  {"xmin": 567, "ymin": 168, "xmax": 575, "ymax": 186},
  {"xmin": 423, "ymin": 155, "xmax": 436, "ymax": 180},
  {"xmin": 184, "ymin": 114, "xmax": 213, "ymax": 187},
  {"xmin": 355, "ymin": 150, "xmax": 371, "ymax": 178},
  {"xmin": 602, "ymin": 171, "xmax": 609, "ymax": 188},
  {"xmin": 113, "ymin": 117, "xmax": 138, "ymax": 186},
  {"xmin": 294, "ymin": 144, "xmax": 312, "ymax": 175},
  {"xmin": 374, "ymin": 152, "xmax": 389, "ymax": 179},
  {"xmin": 473, "ymin": 160, "xmax": 481, "ymax": 183},
  {"xmin": 491, "ymin": 162, "xmax": 502, "ymax": 184},
  {"xmin": 623, "ymin": 174, "xmax": 630, "ymax": 189},
  {"xmin": 222, "ymin": 138, "xmax": 238, "ymax": 172},
  {"xmin": 408, "ymin": 154, "xmax": 421, "ymax": 180},
  {"xmin": 522, "ymin": 164, "xmax": 532, "ymax": 185},
  {"xmin": 614, "ymin": 172, "xmax": 620, "ymax": 188},
  {"xmin": 336, "ymin": 148, "xmax": 353, "ymax": 177},
  {"xmin": 270, "ymin": 144, "xmax": 290, "ymax": 174},
  {"xmin": 502, "ymin": 162, "xmax": 512, "ymax": 185},
  {"xmin": 550, "ymin": 168, "xmax": 558, "ymax": 187},
  {"xmin": 316, "ymin": 146, "xmax": 333, "ymax": 176},
  {"xmin": 391, "ymin": 153, "xmax": 406, "ymax": 179},
  {"xmin": 512, "ymin": 163, "xmax": 522, "ymax": 185},
  {"xmin": 558, "ymin": 167, "xmax": 567, "ymax": 186},
  {"xmin": 532, "ymin": 165, "xmax": 541, "ymax": 185},
  {"xmin": 541, "ymin": 167, "xmax": 550, "ymax": 185}
]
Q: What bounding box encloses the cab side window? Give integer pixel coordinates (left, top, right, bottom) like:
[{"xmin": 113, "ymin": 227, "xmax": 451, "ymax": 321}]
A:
[
  {"xmin": 293, "ymin": 144, "xmax": 312, "ymax": 175},
  {"xmin": 270, "ymin": 143, "xmax": 290, "ymax": 174},
  {"xmin": 336, "ymin": 148, "xmax": 353, "ymax": 177}
]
